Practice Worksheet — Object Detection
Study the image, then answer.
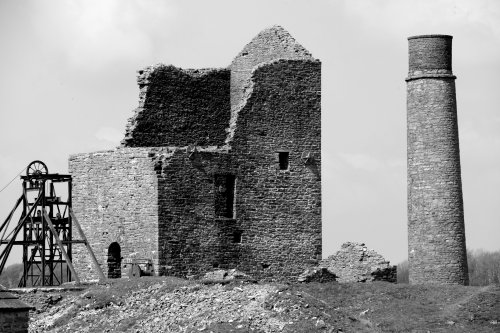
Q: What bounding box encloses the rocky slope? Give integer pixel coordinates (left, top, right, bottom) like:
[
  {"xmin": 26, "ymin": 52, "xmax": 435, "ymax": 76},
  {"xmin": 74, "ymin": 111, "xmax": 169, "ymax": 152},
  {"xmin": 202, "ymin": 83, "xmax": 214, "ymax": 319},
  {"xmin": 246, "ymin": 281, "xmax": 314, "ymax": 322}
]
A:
[{"xmin": 15, "ymin": 277, "xmax": 500, "ymax": 333}]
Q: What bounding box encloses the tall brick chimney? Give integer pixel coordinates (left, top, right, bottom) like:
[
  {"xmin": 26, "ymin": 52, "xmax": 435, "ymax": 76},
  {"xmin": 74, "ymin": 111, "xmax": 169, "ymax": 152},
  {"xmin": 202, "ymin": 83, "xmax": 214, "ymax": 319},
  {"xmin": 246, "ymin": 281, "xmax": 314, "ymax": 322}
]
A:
[{"xmin": 406, "ymin": 35, "xmax": 468, "ymax": 285}]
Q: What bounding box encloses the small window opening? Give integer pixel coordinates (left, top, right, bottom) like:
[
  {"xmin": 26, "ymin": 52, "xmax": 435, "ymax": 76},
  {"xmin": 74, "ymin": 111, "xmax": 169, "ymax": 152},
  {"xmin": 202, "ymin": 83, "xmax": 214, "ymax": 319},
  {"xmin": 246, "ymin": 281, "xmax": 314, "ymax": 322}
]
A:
[
  {"xmin": 232, "ymin": 231, "xmax": 242, "ymax": 244},
  {"xmin": 214, "ymin": 174, "xmax": 236, "ymax": 218},
  {"xmin": 279, "ymin": 152, "xmax": 289, "ymax": 170}
]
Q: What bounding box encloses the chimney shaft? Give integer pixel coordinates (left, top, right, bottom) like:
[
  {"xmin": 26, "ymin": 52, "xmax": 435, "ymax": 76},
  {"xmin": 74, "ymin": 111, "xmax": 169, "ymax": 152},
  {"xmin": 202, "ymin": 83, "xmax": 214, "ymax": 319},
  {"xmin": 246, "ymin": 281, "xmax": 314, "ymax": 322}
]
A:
[{"xmin": 406, "ymin": 35, "xmax": 468, "ymax": 285}]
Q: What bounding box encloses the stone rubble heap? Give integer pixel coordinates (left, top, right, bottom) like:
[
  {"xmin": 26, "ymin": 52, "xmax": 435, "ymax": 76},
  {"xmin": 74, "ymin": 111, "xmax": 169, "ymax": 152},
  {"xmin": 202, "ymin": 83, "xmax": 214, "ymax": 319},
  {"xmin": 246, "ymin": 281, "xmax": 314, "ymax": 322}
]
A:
[
  {"xmin": 29, "ymin": 282, "xmax": 294, "ymax": 332},
  {"xmin": 202, "ymin": 268, "xmax": 255, "ymax": 283},
  {"xmin": 297, "ymin": 267, "xmax": 337, "ymax": 283},
  {"xmin": 320, "ymin": 242, "xmax": 397, "ymax": 283}
]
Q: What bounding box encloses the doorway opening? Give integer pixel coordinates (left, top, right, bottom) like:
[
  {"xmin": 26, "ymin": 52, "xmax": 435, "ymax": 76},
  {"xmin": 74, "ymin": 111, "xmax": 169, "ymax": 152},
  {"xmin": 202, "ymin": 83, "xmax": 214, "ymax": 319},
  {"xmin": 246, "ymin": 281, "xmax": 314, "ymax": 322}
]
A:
[{"xmin": 107, "ymin": 242, "xmax": 121, "ymax": 278}]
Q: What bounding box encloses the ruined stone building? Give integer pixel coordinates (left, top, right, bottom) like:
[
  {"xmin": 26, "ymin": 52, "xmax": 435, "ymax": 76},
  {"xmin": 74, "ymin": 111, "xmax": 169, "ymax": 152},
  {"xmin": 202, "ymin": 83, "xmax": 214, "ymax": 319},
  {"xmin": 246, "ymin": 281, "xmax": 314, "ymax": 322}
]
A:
[
  {"xmin": 406, "ymin": 35, "xmax": 468, "ymax": 285},
  {"xmin": 69, "ymin": 26, "xmax": 322, "ymax": 280}
]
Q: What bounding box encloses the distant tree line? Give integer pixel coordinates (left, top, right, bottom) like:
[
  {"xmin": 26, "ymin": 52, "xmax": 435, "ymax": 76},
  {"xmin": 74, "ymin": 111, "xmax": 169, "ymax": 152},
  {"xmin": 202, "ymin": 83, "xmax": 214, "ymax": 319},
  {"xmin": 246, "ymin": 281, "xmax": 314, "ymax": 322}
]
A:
[
  {"xmin": 396, "ymin": 260, "xmax": 409, "ymax": 284},
  {"xmin": 467, "ymin": 249, "xmax": 500, "ymax": 285},
  {"xmin": 397, "ymin": 249, "xmax": 500, "ymax": 285},
  {"xmin": 0, "ymin": 262, "xmax": 70, "ymax": 288},
  {"xmin": 0, "ymin": 263, "xmax": 23, "ymax": 288}
]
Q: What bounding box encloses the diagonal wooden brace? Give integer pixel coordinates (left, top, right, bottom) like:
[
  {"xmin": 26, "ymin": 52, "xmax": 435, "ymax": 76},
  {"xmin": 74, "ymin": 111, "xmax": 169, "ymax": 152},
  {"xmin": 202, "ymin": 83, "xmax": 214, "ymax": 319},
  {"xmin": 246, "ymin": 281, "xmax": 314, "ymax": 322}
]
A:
[
  {"xmin": 43, "ymin": 211, "xmax": 81, "ymax": 284},
  {"xmin": 69, "ymin": 209, "xmax": 106, "ymax": 282}
]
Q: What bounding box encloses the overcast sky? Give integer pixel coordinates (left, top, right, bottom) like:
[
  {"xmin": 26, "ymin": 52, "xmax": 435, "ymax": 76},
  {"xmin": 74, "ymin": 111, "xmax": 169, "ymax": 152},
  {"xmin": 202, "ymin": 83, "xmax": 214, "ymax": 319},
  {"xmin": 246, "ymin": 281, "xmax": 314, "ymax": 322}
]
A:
[{"xmin": 0, "ymin": 0, "xmax": 499, "ymax": 266}]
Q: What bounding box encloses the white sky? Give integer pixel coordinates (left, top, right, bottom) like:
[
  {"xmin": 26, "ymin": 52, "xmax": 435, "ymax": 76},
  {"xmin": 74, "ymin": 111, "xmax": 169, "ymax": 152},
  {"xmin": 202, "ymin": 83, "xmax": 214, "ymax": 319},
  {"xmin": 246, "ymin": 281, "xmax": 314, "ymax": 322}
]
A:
[{"xmin": 0, "ymin": 0, "xmax": 499, "ymax": 266}]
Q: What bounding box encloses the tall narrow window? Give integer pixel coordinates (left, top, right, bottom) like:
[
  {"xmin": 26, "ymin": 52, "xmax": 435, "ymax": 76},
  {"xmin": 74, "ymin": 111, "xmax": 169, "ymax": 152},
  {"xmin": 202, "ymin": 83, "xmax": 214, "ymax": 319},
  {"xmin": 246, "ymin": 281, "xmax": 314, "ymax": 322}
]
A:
[
  {"xmin": 214, "ymin": 174, "xmax": 235, "ymax": 218},
  {"xmin": 279, "ymin": 152, "xmax": 289, "ymax": 170},
  {"xmin": 232, "ymin": 230, "xmax": 242, "ymax": 244}
]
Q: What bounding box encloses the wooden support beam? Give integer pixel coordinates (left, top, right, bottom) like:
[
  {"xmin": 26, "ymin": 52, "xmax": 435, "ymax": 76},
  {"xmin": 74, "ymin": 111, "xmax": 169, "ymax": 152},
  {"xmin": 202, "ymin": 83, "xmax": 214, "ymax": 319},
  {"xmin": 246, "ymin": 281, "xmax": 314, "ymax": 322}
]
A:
[
  {"xmin": 43, "ymin": 212, "xmax": 81, "ymax": 284},
  {"xmin": 70, "ymin": 209, "xmax": 106, "ymax": 282},
  {"xmin": 0, "ymin": 193, "xmax": 42, "ymax": 274},
  {"xmin": 0, "ymin": 195, "xmax": 22, "ymax": 236}
]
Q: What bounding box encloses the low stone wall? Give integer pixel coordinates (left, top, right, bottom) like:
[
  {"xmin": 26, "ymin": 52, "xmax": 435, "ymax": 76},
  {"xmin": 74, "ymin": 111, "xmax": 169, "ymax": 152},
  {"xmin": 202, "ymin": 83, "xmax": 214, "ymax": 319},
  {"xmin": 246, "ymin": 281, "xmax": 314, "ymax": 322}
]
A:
[
  {"xmin": 0, "ymin": 311, "xmax": 30, "ymax": 333},
  {"xmin": 321, "ymin": 242, "xmax": 396, "ymax": 283},
  {"xmin": 0, "ymin": 286, "xmax": 33, "ymax": 333}
]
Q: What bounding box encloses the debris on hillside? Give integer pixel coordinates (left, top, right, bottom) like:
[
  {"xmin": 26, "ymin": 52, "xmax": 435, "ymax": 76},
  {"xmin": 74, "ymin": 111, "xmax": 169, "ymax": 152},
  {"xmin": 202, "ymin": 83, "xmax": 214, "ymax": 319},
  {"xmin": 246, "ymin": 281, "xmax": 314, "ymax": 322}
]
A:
[
  {"xmin": 202, "ymin": 268, "xmax": 255, "ymax": 284},
  {"xmin": 24, "ymin": 279, "xmax": 337, "ymax": 333},
  {"xmin": 321, "ymin": 242, "xmax": 397, "ymax": 283},
  {"xmin": 17, "ymin": 276, "xmax": 500, "ymax": 333},
  {"xmin": 298, "ymin": 267, "xmax": 337, "ymax": 283}
]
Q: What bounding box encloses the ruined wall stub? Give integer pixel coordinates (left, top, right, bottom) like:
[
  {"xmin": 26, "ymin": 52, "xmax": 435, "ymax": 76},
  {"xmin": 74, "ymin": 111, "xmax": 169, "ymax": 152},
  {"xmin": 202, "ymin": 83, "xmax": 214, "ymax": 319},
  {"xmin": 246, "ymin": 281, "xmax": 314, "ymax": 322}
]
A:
[
  {"xmin": 406, "ymin": 35, "xmax": 468, "ymax": 285},
  {"xmin": 321, "ymin": 242, "xmax": 397, "ymax": 283}
]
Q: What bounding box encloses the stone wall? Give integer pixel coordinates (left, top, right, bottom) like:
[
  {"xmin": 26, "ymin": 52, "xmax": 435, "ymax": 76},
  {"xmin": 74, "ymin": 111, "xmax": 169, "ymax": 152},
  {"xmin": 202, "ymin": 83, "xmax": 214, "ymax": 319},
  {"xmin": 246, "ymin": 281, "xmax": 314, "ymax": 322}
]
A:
[
  {"xmin": 153, "ymin": 147, "xmax": 242, "ymax": 277},
  {"xmin": 124, "ymin": 59, "xmax": 321, "ymax": 281},
  {"xmin": 0, "ymin": 310, "xmax": 30, "ymax": 333},
  {"xmin": 228, "ymin": 58, "xmax": 322, "ymax": 279},
  {"xmin": 0, "ymin": 286, "xmax": 32, "ymax": 333},
  {"xmin": 321, "ymin": 242, "xmax": 396, "ymax": 283},
  {"xmin": 229, "ymin": 25, "xmax": 313, "ymax": 114},
  {"xmin": 69, "ymin": 148, "xmax": 159, "ymax": 280},
  {"xmin": 123, "ymin": 66, "xmax": 230, "ymax": 147},
  {"xmin": 406, "ymin": 35, "xmax": 468, "ymax": 285}
]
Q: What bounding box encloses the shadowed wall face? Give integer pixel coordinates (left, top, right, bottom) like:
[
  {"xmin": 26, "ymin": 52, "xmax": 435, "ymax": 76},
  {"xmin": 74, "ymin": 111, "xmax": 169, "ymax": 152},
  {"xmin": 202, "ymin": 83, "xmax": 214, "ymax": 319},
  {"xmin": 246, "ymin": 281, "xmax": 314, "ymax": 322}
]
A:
[
  {"xmin": 122, "ymin": 66, "xmax": 231, "ymax": 147},
  {"xmin": 406, "ymin": 35, "xmax": 468, "ymax": 285}
]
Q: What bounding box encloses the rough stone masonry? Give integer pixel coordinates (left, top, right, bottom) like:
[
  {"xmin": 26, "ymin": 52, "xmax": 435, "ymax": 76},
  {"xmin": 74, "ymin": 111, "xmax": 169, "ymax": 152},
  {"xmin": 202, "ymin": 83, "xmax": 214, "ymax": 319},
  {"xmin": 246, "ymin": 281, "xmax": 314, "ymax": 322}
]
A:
[
  {"xmin": 320, "ymin": 242, "xmax": 397, "ymax": 283},
  {"xmin": 69, "ymin": 26, "xmax": 322, "ymax": 281},
  {"xmin": 406, "ymin": 35, "xmax": 468, "ymax": 285}
]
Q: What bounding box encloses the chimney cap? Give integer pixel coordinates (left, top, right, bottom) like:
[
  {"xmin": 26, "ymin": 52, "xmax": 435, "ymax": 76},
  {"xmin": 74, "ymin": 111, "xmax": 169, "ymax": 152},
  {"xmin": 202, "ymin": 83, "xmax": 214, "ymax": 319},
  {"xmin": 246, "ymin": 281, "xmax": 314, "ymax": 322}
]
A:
[{"xmin": 408, "ymin": 34, "xmax": 453, "ymax": 40}]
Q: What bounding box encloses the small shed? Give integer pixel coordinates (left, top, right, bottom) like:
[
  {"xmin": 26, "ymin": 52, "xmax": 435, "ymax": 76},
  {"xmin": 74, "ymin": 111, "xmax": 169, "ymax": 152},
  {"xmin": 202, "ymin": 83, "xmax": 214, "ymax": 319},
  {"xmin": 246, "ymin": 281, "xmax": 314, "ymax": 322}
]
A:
[{"xmin": 0, "ymin": 285, "xmax": 34, "ymax": 333}]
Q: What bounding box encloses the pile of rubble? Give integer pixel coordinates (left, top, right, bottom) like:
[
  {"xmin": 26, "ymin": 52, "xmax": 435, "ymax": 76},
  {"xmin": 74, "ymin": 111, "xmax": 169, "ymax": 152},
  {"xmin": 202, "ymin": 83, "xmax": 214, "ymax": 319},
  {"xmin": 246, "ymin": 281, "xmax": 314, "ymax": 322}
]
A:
[
  {"xmin": 201, "ymin": 268, "xmax": 255, "ymax": 283},
  {"xmin": 297, "ymin": 267, "xmax": 337, "ymax": 283},
  {"xmin": 320, "ymin": 242, "xmax": 396, "ymax": 283},
  {"xmin": 27, "ymin": 281, "xmax": 298, "ymax": 332},
  {"xmin": 130, "ymin": 283, "xmax": 285, "ymax": 332}
]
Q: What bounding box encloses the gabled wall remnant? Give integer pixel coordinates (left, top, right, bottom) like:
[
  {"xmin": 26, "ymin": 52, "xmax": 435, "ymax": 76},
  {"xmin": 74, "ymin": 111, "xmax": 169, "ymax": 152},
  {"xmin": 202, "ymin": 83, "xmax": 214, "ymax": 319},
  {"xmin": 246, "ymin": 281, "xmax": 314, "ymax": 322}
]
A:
[
  {"xmin": 321, "ymin": 242, "xmax": 396, "ymax": 283},
  {"xmin": 229, "ymin": 25, "xmax": 313, "ymax": 112}
]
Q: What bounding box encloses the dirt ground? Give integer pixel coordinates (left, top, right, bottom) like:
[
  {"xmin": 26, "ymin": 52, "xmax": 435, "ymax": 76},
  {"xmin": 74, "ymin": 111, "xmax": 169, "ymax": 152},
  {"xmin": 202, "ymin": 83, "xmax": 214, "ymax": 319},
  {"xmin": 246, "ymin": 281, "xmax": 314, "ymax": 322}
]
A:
[{"xmin": 14, "ymin": 277, "xmax": 500, "ymax": 332}]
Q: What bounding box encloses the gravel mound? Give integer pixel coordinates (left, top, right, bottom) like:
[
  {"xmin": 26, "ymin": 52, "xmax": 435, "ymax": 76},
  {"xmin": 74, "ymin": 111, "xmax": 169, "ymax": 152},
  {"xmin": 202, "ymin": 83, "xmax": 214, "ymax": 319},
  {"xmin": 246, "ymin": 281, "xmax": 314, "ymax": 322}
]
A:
[{"xmin": 28, "ymin": 280, "xmax": 292, "ymax": 332}]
